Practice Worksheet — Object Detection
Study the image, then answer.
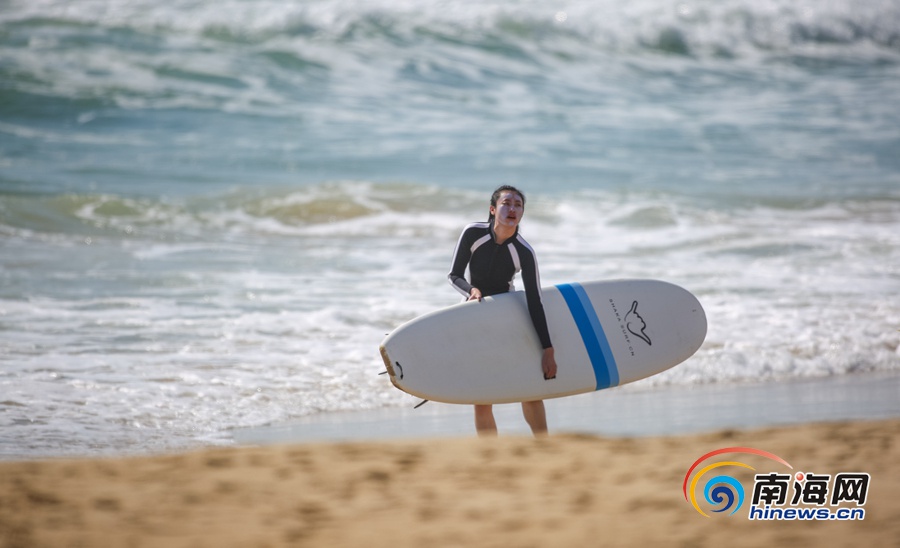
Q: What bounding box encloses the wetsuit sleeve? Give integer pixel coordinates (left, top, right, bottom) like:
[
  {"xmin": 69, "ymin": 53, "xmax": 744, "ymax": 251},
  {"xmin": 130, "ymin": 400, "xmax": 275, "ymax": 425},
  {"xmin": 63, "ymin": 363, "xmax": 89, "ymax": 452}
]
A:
[
  {"xmin": 448, "ymin": 227, "xmax": 474, "ymax": 298},
  {"xmin": 518, "ymin": 242, "xmax": 553, "ymax": 349}
]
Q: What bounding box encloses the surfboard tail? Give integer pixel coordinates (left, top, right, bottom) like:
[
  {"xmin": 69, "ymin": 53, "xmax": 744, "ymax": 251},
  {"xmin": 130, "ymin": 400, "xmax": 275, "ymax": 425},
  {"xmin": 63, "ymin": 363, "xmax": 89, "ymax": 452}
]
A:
[{"xmin": 379, "ymin": 345, "xmax": 398, "ymax": 381}]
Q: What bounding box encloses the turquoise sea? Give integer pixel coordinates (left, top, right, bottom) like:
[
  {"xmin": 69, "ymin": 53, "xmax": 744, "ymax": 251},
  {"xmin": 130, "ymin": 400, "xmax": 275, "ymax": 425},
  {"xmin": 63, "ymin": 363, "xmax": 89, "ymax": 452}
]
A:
[{"xmin": 1, "ymin": 0, "xmax": 899, "ymax": 458}]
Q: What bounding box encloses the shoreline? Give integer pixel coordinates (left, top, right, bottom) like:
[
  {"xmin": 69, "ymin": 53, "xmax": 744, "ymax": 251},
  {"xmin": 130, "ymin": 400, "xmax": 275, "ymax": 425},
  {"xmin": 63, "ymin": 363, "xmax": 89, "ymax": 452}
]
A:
[
  {"xmin": 2, "ymin": 372, "xmax": 897, "ymax": 463},
  {"xmin": 234, "ymin": 371, "xmax": 900, "ymax": 446}
]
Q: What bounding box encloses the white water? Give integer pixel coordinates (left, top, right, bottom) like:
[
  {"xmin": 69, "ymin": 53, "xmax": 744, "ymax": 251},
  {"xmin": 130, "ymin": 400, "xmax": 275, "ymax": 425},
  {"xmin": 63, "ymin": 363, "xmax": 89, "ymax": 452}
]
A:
[{"xmin": 1, "ymin": 184, "xmax": 898, "ymax": 457}]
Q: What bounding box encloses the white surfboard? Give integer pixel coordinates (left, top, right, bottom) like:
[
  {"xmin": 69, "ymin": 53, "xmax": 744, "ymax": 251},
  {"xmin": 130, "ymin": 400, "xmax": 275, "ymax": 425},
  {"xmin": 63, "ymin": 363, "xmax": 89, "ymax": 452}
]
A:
[{"xmin": 379, "ymin": 279, "xmax": 706, "ymax": 404}]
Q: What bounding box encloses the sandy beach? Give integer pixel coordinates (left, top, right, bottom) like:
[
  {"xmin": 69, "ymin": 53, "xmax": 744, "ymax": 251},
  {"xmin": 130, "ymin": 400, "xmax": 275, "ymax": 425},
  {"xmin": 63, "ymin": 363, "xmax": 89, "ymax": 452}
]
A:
[{"xmin": 2, "ymin": 418, "xmax": 897, "ymax": 548}]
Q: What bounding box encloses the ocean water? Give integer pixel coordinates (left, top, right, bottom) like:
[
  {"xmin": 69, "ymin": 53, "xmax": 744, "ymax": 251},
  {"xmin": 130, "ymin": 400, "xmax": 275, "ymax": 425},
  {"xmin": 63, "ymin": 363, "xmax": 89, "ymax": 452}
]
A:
[{"xmin": 1, "ymin": 0, "xmax": 899, "ymax": 458}]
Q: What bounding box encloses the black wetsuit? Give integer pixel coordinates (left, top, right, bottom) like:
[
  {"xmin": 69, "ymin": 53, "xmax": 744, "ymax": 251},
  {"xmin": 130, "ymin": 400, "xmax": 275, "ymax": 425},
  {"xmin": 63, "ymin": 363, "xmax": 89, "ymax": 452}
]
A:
[{"xmin": 448, "ymin": 222, "xmax": 553, "ymax": 349}]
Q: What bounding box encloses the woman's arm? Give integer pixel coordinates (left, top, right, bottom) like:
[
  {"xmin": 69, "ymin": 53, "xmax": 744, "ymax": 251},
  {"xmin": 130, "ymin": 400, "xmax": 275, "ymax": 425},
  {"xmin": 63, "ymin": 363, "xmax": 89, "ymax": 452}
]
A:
[
  {"xmin": 448, "ymin": 225, "xmax": 476, "ymax": 298},
  {"xmin": 516, "ymin": 239, "xmax": 552, "ymax": 350}
]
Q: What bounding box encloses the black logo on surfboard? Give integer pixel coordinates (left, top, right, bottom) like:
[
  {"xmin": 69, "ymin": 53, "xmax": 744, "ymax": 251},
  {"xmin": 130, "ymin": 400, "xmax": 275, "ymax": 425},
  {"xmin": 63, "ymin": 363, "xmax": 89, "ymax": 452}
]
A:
[{"xmin": 625, "ymin": 301, "xmax": 651, "ymax": 346}]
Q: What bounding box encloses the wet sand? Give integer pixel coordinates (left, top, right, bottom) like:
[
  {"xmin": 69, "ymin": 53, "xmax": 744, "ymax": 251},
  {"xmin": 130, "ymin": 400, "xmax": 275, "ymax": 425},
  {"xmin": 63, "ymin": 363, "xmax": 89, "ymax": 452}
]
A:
[
  {"xmin": 2, "ymin": 418, "xmax": 898, "ymax": 547},
  {"xmin": 235, "ymin": 373, "xmax": 900, "ymax": 444}
]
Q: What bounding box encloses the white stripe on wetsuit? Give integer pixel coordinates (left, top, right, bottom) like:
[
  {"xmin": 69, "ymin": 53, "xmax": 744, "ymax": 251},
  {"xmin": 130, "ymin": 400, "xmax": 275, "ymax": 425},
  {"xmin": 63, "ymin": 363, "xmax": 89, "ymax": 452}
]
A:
[
  {"xmin": 507, "ymin": 243, "xmax": 520, "ymax": 292},
  {"xmin": 470, "ymin": 233, "xmax": 492, "ymax": 254}
]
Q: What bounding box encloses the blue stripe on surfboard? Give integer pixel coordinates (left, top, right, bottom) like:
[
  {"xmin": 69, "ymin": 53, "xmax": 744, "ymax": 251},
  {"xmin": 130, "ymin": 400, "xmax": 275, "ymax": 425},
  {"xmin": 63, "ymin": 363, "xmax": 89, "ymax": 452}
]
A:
[
  {"xmin": 570, "ymin": 283, "xmax": 620, "ymax": 388},
  {"xmin": 556, "ymin": 283, "xmax": 619, "ymax": 390}
]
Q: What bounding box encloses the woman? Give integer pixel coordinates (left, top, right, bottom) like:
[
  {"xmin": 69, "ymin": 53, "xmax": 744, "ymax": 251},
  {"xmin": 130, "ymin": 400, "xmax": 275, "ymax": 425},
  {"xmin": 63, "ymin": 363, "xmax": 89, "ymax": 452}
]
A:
[{"xmin": 448, "ymin": 185, "xmax": 557, "ymax": 436}]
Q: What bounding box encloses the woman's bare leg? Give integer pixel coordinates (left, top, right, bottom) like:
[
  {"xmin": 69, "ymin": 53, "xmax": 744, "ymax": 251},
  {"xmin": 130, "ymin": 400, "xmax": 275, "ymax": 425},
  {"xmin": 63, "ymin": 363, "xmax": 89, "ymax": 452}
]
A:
[
  {"xmin": 474, "ymin": 404, "xmax": 497, "ymax": 436},
  {"xmin": 521, "ymin": 400, "xmax": 548, "ymax": 436}
]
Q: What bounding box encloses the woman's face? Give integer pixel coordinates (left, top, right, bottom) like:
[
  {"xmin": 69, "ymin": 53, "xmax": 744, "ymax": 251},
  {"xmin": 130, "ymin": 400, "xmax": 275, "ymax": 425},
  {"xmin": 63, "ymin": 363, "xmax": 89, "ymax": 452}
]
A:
[{"xmin": 491, "ymin": 191, "xmax": 525, "ymax": 229}]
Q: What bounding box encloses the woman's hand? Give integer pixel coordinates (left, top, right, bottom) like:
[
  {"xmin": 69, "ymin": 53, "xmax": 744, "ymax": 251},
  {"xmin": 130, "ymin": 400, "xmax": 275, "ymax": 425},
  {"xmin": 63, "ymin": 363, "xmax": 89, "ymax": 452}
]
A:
[
  {"xmin": 542, "ymin": 347, "xmax": 557, "ymax": 380},
  {"xmin": 468, "ymin": 288, "xmax": 483, "ymax": 302}
]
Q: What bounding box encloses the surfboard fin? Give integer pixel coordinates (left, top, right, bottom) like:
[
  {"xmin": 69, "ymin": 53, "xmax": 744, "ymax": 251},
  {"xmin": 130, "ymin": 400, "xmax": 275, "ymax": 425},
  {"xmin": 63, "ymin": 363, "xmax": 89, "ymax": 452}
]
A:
[{"xmin": 414, "ymin": 399, "xmax": 429, "ymax": 409}]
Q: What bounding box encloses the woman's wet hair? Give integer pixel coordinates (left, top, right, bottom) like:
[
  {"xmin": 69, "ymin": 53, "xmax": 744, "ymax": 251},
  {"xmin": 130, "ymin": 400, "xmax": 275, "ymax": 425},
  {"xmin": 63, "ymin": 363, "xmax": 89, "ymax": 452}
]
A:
[{"xmin": 488, "ymin": 185, "xmax": 525, "ymax": 222}]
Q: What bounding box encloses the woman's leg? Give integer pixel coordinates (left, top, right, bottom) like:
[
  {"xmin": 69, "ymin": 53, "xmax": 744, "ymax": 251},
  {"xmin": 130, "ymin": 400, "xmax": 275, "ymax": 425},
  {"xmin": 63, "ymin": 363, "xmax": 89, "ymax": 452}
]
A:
[
  {"xmin": 521, "ymin": 400, "xmax": 548, "ymax": 436},
  {"xmin": 474, "ymin": 404, "xmax": 497, "ymax": 436}
]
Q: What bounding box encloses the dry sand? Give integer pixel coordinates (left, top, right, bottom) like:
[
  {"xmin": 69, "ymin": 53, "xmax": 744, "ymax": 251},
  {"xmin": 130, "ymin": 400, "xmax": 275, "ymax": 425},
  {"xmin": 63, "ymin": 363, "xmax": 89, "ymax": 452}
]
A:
[{"xmin": 1, "ymin": 419, "xmax": 897, "ymax": 548}]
